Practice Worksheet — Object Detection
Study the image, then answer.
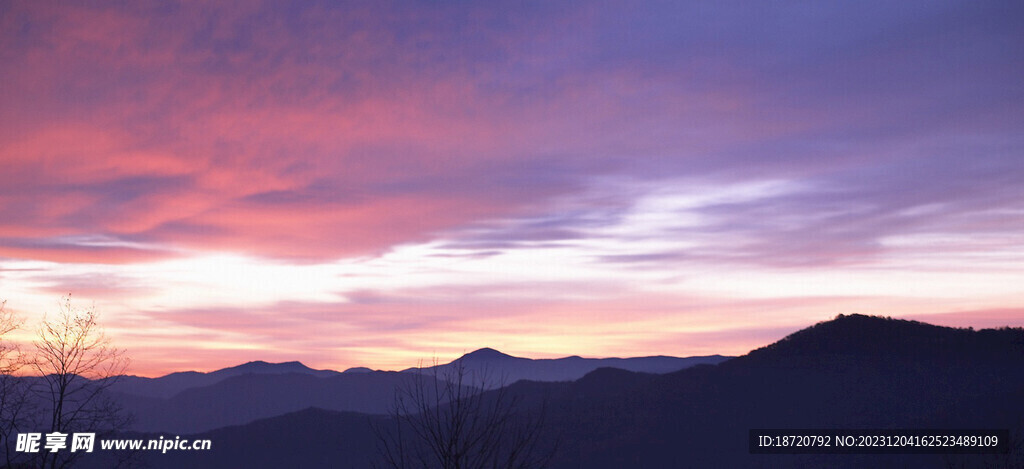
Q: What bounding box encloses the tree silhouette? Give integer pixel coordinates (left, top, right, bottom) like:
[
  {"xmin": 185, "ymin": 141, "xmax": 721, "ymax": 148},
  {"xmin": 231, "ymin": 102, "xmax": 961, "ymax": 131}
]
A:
[
  {"xmin": 376, "ymin": 359, "xmax": 553, "ymax": 469},
  {"xmin": 29, "ymin": 296, "xmax": 132, "ymax": 469},
  {"xmin": 0, "ymin": 299, "xmax": 33, "ymax": 468}
]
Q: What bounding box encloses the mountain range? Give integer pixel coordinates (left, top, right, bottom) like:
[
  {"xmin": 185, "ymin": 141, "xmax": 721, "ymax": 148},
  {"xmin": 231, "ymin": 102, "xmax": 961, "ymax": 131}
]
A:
[
  {"xmin": 110, "ymin": 349, "xmax": 728, "ymax": 433},
  {"xmin": 109, "ymin": 360, "xmax": 341, "ymax": 399},
  {"xmin": 130, "ymin": 314, "xmax": 1024, "ymax": 469}
]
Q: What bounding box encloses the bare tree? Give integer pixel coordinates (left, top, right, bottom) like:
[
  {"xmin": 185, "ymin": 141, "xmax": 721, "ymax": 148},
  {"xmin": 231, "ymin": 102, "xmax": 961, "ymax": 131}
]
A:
[
  {"xmin": 0, "ymin": 299, "xmax": 34, "ymax": 468},
  {"xmin": 376, "ymin": 359, "xmax": 553, "ymax": 469},
  {"xmin": 30, "ymin": 296, "xmax": 132, "ymax": 469}
]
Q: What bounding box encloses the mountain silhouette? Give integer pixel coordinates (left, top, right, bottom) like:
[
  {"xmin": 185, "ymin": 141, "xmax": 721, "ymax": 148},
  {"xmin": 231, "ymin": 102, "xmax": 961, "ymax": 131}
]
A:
[
  {"xmin": 218, "ymin": 360, "xmax": 340, "ymax": 376},
  {"xmin": 459, "ymin": 347, "xmax": 516, "ymax": 360},
  {"xmin": 113, "ymin": 350, "xmax": 719, "ymax": 433},
  {"xmin": 405, "ymin": 347, "xmax": 730, "ymax": 384},
  {"xmin": 137, "ymin": 315, "xmax": 1024, "ymax": 468},
  {"xmin": 124, "ymin": 371, "xmax": 418, "ymax": 433},
  {"xmin": 110, "ymin": 360, "xmax": 340, "ymax": 399},
  {"xmin": 540, "ymin": 315, "xmax": 1024, "ymax": 468}
]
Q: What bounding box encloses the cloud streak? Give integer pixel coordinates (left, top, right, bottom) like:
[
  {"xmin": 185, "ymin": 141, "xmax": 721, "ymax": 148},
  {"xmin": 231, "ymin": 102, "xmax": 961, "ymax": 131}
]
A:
[{"xmin": 1, "ymin": 0, "xmax": 1022, "ymax": 374}]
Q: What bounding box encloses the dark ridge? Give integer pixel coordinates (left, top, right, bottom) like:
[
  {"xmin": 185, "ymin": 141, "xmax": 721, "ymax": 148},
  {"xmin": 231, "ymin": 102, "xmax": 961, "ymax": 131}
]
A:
[
  {"xmin": 574, "ymin": 367, "xmax": 653, "ymax": 397},
  {"xmin": 740, "ymin": 313, "xmax": 1024, "ymax": 364}
]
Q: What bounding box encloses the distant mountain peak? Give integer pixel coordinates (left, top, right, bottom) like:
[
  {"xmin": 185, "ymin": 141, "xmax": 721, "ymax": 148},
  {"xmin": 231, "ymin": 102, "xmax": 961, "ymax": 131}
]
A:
[
  {"xmin": 234, "ymin": 360, "xmax": 269, "ymax": 367},
  {"xmin": 238, "ymin": 360, "xmax": 308, "ymax": 369},
  {"xmin": 215, "ymin": 360, "xmax": 321, "ymax": 376},
  {"xmin": 460, "ymin": 348, "xmax": 515, "ymax": 360}
]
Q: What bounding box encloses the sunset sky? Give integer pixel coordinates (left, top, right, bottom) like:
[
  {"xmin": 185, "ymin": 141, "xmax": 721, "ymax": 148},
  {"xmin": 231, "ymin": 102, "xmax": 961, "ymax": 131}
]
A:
[{"xmin": 1, "ymin": 1, "xmax": 1022, "ymax": 376}]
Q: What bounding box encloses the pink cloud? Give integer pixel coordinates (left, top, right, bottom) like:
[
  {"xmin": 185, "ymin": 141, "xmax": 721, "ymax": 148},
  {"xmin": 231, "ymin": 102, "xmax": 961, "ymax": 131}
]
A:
[
  {"xmin": 2, "ymin": 2, "xmax": 603, "ymax": 263},
  {"xmin": 8, "ymin": 1, "xmax": 963, "ymax": 266},
  {"xmin": 0, "ymin": 244, "xmax": 174, "ymax": 265},
  {"xmin": 2, "ymin": 1, "xmax": 1022, "ymax": 376}
]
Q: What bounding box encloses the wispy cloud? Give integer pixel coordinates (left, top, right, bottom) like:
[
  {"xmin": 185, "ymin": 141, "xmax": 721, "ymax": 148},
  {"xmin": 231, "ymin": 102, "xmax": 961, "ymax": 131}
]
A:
[{"xmin": 1, "ymin": 0, "xmax": 1022, "ymax": 374}]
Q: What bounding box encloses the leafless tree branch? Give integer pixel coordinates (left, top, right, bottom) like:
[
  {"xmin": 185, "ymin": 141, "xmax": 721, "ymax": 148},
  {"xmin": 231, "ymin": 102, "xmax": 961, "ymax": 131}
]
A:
[
  {"xmin": 27, "ymin": 295, "xmax": 133, "ymax": 469},
  {"xmin": 375, "ymin": 358, "xmax": 553, "ymax": 469}
]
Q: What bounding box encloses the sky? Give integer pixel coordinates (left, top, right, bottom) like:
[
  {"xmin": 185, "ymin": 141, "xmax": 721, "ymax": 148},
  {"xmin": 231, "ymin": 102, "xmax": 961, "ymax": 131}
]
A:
[{"xmin": 1, "ymin": 0, "xmax": 1022, "ymax": 376}]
